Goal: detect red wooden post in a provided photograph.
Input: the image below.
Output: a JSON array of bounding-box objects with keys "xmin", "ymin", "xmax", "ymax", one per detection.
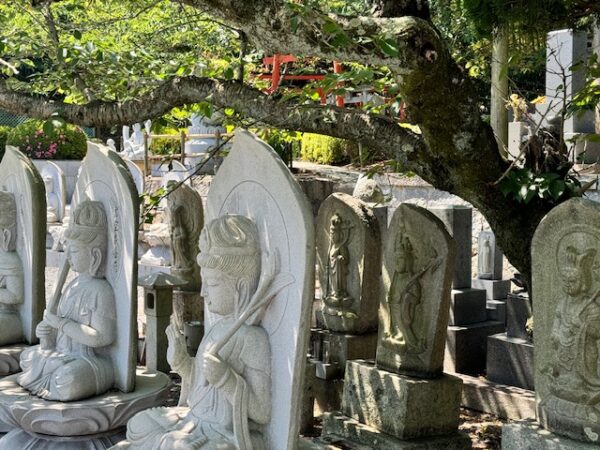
[{"xmin": 333, "ymin": 61, "xmax": 345, "ymax": 107}]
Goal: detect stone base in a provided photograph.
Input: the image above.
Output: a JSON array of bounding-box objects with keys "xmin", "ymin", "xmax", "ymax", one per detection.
[
  {"xmin": 319, "ymin": 413, "xmax": 471, "ymax": 450},
  {"xmin": 472, "ymin": 278, "xmax": 511, "ymax": 300},
  {"xmin": 448, "ymin": 288, "xmax": 486, "ymax": 326},
  {"xmin": 0, "ymin": 344, "xmax": 28, "ymax": 376},
  {"xmin": 486, "ymin": 333, "xmax": 534, "ymax": 390},
  {"xmin": 486, "ymin": 300, "xmax": 507, "ymax": 323},
  {"xmin": 502, "ymin": 421, "xmax": 600, "ymax": 449},
  {"xmin": 0, "ymin": 368, "xmax": 170, "ymax": 438},
  {"xmin": 341, "ymin": 361, "xmax": 462, "ymax": 439},
  {"xmin": 445, "ymin": 320, "xmax": 505, "ymax": 375},
  {"xmin": 456, "ymin": 372, "xmax": 535, "ymax": 420},
  {"xmin": 309, "ymin": 330, "xmax": 377, "ymax": 377},
  {"xmin": 46, "ymin": 249, "xmax": 67, "ymax": 268},
  {"xmin": 0, "ymin": 429, "xmax": 125, "ymax": 450},
  {"xmin": 506, "ymin": 293, "xmax": 531, "ymax": 340}
]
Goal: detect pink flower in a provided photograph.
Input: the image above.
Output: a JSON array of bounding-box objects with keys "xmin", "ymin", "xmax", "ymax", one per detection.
[{"xmin": 35, "ymin": 152, "xmax": 41, "ymax": 158}]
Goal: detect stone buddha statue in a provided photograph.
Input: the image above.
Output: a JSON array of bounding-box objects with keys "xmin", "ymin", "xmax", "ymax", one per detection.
[
  {"xmin": 324, "ymin": 213, "xmax": 353, "ymax": 309},
  {"xmin": 541, "ymin": 236, "xmax": 600, "ymax": 430},
  {"xmin": 17, "ymin": 201, "xmax": 117, "ymax": 402},
  {"xmin": 44, "ymin": 175, "xmax": 60, "ymax": 223},
  {"xmin": 124, "ymin": 214, "xmax": 271, "ymax": 449},
  {"xmin": 0, "ymin": 192, "xmax": 24, "ymax": 346}
]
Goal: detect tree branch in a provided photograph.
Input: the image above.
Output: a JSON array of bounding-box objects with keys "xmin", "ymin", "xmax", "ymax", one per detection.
[{"xmin": 0, "ymin": 76, "xmax": 432, "ymax": 174}]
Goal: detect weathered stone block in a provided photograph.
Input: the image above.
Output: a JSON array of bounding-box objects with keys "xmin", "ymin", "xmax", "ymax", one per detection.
[
  {"xmin": 445, "ymin": 320, "xmax": 505, "ymax": 375},
  {"xmin": 502, "ymin": 421, "xmax": 600, "ymax": 450},
  {"xmin": 448, "ymin": 288, "xmax": 487, "ymax": 326},
  {"xmin": 429, "ymin": 205, "xmax": 472, "ymax": 289},
  {"xmin": 472, "ymin": 278, "xmax": 511, "ymax": 300},
  {"xmin": 458, "ymin": 373, "xmax": 535, "ymax": 420},
  {"xmin": 341, "ymin": 361, "xmax": 462, "ymax": 440},
  {"xmin": 486, "ymin": 333, "xmax": 534, "ymax": 390},
  {"xmin": 326, "ymin": 331, "xmax": 377, "ymax": 372},
  {"xmin": 486, "ymin": 300, "xmax": 507, "ymax": 323},
  {"xmin": 321, "ymin": 412, "xmax": 471, "ymax": 450},
  {"xmin": 506, "ymin": 293, "xmax": 531, "ymax": 340}
]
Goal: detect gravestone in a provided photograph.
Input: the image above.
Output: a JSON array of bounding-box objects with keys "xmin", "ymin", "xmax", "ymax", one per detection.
[
  {"xmin": 115, "ymin": 129, "xmax": 314, "ymax": 449},
  {"xmin": 184, "ymin": 113, "xmax": 228, "ymax": 172},
  {"xmin": 502, "ymin": 197, "xmax": 600, "ymax": 448},
  {"xmin": 317, "ymin": 203, "xmax": 470, "ymax": 449},
  {"xmin": 124, "ymin": 160, "xmax": 144, "ymax": 195},
  {"xmin": 0, "ymin": 143, "xmax": 169, "ymax": 449},
  {"xmin": 430, "ymin": 206, "xmax": 504, "ymax": 375},
  {"xmin": 471, "ymin": 230, "xmax": 511, "ymax": 321},
  {"xmin": 0, "ymin": 147, "xmax": 46, "ymax": 375}
]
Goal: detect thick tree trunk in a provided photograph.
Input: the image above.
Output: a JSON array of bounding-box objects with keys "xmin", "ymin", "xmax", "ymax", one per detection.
[{"xmin": 1, "ymin": 0, "xmax": 572, "ymax": 290}]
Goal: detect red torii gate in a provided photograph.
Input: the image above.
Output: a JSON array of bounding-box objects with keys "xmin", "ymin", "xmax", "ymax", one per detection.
[{"xmin": 258, "ymin": 54, "xmax": 346, "ymax": 107}]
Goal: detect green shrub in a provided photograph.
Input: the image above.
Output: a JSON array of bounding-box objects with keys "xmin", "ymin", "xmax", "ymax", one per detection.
[
  {"xmin": 301, "ymin": 133, "xmax": 349, "ymax": 165},
  {"xmin": 0, "ymin": 125, "xmax": 13, "ymax": 161},
  {"xmin": 150, "ymin": 136, "xmax": 181, "ymax": 156},
  {"xmin": 7, "ymin": 120, "xmax": 87, "ymax": 160}
]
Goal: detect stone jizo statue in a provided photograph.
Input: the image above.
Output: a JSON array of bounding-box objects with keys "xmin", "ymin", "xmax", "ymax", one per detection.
[
  {"xmin": 44, "ymin": 175, "xmax": 60, "ymax": 223},
  {"xmin": 324, "ymin": 213, "xmax": 353, "ymax": 309},
  {"xmin": 0, "ymin": 192, "xmax": 24, "ymax": 346},
  {"xmin": 18, "ymin": 201, "xmax": 116, "ymax": 402},
  {"xmin": 125, "ymin": 214, "xmax": 285, "ymax": 449}
]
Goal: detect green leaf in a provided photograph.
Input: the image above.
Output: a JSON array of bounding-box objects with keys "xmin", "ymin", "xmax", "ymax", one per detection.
[
  {"xmin": 73, "ymin": 30, "xmax": 82, "ymax": 40},
  {"xmin": 549, "ymin": 180, "xmax": 566, "ymax": 199},
  {"xmin": 377, "ymin": 38, "xmax": 399, "ymax": 57}
]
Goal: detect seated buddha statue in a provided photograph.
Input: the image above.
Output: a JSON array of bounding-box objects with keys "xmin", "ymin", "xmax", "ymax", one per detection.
[
  {"xmin": 124, "ymin": 214, "xmax": 271, "ymax": 449},
  {"xmin": 17, "ymin": 200, "xmax": 116, "ymax": 402},
  {"xmin": 0, "ymin": 191, "xmax": 24, "ymax": 346},
  {"xmin": 44, "ymin": 175, "xmax": 61, "ymax": 223}
]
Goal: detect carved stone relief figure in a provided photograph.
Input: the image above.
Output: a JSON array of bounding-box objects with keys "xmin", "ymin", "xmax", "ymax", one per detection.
[
  {"xmin": 0, "ymin": 192, "xmax": 24, "ymax": 346},
  {"xmin": 540, "ymin": 231, "xmax": 600, "ymax": 435},
  {"xmin": 124, "ymin": 215, "xmax": 274, "ymax": 449},
  {"xmin": 376, "ymin": 204, "xmax": 455, "ymax": 377},
  {"xmin": 44, "ymin": 176, "xmax": 60, "ymax": 223},
  {"xmin": 382, "ymin": 223, "xmax": 441, "ymax": 356},
  {"xmin": 479, "ymin": 235, "xmax": 492, "ymax": 277},
  {"xmin": 18, "ymin": 201, "xmax": 117, "ymax": 402},
  {"xmin": 167, "ymin": 183, "xmax": 203, "ymax": 291},
  {"xmin": 324, "ymin": 213, "xmax": 353, "ymax": 310}
]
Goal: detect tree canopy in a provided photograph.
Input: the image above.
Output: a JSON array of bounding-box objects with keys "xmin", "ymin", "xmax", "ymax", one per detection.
[{"xmin": 1, "ymin": 0, "xmax": 599, "ymax": 286}]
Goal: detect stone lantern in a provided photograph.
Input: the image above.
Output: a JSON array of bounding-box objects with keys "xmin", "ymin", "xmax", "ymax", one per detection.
[{"xmin": 139, "ymin": 272, "xmax": 187, "ymax": 373}]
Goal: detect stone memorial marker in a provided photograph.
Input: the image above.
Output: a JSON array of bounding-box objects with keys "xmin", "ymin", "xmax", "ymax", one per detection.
[
  {"xmin": 316, "ymin": 203, "xmax": 470, "ymax": 449},
  {"xmin": 430, "ymin": 205, "xmax": 504, "ymax": 375},
  {"xmin": 116, "ymin": 129, "xmax": 314, "ymax": 449},
  {"xmin": 40, "ymin": 161, "xmax": 67, "ymax": 224},
  {"xmin": 0, "ymin": 147, "xmax": 45, "ymax": 375},
  {"xmin": 377, "ymin": 203, "xmax": 456, "ymax": 377},
  {"xmin": 0, "ymin": 143, "xmax": 169, "ymax": 449},
  {"xmin": 124, "ymin": 159, "xmax": 144, "ymax": 195},
  {"xmin": 472, "ymin": 230, "xmax": 511, "ymax": 306},
  {"xmin": 316, "ymin": 192, "xmax": 380, "ymax": 334},
  {"xmin": 167, "ymin": 183, "xmax": 204, "ymax": 330},
  {"xmin": 502, "ymin": 197, "xmax": 600, "ymax": 449}
]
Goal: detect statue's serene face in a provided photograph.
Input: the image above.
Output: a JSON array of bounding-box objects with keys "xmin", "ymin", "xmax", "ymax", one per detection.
[
  {"xmin": 44, "ymin": 177, "xmax": 54, "ymax": 193},
  {"xmin": 201, "ymin": 267, "xmax": 236, "ymax": 316},
  {"xmin": 66, "ymin": 240, "xmax": 93, "ymax": 274},
  {"xmin": 560, "ymin": 265, "xmax": 586, "ymax": 297}
]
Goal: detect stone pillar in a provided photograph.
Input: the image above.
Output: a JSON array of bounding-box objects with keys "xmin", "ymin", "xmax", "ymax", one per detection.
[
  {"xmin": 429, "ymin": 206, "xmax": 505, "ymax": 375},
  {"xmin": 140, "ymin": 273, "xmax": 186, "ymax": 373}
]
